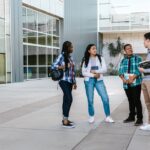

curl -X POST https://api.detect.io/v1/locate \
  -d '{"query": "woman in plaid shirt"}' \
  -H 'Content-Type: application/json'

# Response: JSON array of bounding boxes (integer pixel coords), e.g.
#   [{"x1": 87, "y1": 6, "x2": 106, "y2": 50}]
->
[
  {"x1": 119, "y1": 44, "x2": 143, "y2": 126},
  {"x1": 51, "y1": 41, "x2": 77, "y2": 128}
]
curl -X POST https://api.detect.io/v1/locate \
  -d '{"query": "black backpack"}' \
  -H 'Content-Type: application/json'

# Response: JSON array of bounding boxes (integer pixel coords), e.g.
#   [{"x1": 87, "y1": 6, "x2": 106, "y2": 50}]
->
[{"x1": 51, "y1": 69, "x2": 64, "y2": 81}]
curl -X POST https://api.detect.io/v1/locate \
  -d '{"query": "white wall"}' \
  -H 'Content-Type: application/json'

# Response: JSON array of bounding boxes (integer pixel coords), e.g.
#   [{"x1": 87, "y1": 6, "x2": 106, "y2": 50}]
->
[
  {"x1": 102, "y1": 32, "x2": 148, "y2": 68},
  {"x1": 22, "y1": 0, "x2": 64, "y2": 18}
]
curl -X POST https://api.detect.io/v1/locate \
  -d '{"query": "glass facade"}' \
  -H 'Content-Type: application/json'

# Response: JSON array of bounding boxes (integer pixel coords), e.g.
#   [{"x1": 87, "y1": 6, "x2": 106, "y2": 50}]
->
[
  {"x1": 22, "y1": 7, "x2": 60, "y2": 80},
  {"x1": 0, "y1": 0, "x2": 11, "y2": 84},
  {"x1": 99, "y1": 0, "x2": 150, "y2": 32}
]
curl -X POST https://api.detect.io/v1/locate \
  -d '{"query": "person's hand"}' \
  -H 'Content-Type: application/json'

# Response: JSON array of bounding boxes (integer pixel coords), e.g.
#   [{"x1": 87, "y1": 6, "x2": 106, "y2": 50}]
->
[
  {"x1": 90, "y1": 70, "x2": 96, "y2": 74},
  {"x1": 122, "y1": 78, "x2": 128, "y2": 84},
  {"x1": 73, "y1": 84, "x2": 77, "y2": 90},
  {"x1": 94, "y1": 73, "x2": 100, "y2": 79},
  {"x1": 58, "y1": 65, "x2": 65, "y2": 70},
  {"x1": 139, "y1": 67, "x2": 145, "y2": 73}
]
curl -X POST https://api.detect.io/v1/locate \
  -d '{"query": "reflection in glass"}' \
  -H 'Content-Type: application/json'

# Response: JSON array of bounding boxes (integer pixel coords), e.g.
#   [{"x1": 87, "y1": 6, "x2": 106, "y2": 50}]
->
[
  {"x1": 27, "y1": 67, "x2": 37, "y2": 79},
  {"x1": 47, "y1": 16, "x2": 53, "y2": 34},
  {"x1": 47, "y1": 35, "x2": 52, "y2": 46},
  {"x1": 53, "y1": 19, "x2": 59, "y2": 35},
  {"x1": 53, "y1": 49, "x2": 59, "y2": 61},
  {"x1": 23, "y1": 30, "x2": 28, "y2": 43},
  {"x1": 23, "y1": 45, "x2": 27, "y2": 65},
  {"x1": 39, "y1": 67, "x2": 47, "y2": 78},
  {"x1": 38, "y1": 33, "x2": 46, "y2": 45},
  {"x1": 27, "y1": 9, "x2": 37, "y2": 30},
  {"x1": 28, "y1": 31, "x2": 37, "y2": 44},
  {"x1": 47, "y1": 48, "x2": 52, "y2": 65},
  {"x1": 38, "y1": 13, "x2": 47, "y2": 32},
  {"x1": 53, "y1": 36, "x2": 59, "y2": 47},
  {"x1": 38, "y1": 47, "x2": 46, "y2": 65},
  {"x1": 28, "y1": 46, "x2": 37, "y2": 65}
]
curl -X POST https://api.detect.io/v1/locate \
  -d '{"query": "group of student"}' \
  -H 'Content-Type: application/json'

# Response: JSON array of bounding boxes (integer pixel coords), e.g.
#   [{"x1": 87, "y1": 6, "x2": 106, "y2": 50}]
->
[{"x1": 51, "y1": 32, "x2": 150, "y2": 131}]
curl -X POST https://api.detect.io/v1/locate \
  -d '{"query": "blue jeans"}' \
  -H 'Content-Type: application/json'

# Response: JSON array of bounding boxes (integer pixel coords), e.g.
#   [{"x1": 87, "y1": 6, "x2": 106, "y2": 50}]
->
[{"x1": 84, "y1": 78, "x2": 110, "y2": 117}]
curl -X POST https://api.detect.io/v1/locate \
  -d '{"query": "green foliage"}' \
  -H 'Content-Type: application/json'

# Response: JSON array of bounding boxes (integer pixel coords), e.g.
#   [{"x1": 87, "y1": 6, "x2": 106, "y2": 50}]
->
[{"x1": 108, "y1": 37, "x2": 124, "y2": 57}]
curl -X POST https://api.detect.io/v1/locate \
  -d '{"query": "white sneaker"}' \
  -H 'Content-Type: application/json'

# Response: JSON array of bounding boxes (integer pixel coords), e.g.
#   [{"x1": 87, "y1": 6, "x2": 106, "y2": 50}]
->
[
  {"x1": 105, "y1": 116, "x2": 115, "y2": 123},
  {"x1": 88, "y1": 116, "x2": 95, "y2": 123},
  {"x1": 140, "y1": 124, "x2": 150, "y2": 131}
]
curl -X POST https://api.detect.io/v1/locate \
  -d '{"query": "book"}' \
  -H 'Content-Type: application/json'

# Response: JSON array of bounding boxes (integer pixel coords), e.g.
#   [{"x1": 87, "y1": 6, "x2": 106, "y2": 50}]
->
[{"x1": 139, "y1": 60, "x2": 150, "y2": 69}]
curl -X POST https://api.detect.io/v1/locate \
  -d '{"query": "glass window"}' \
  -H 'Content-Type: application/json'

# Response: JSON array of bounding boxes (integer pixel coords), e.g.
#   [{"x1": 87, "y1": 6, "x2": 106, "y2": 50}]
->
[
  {"x1": 23, "y1": 45, "x2": 27, "y2": 65},
  {"x1": 53, "y1": 49, "x2": 59, "y2": 62},
  {"x1": 0, "y1": 53, "x2": 6, "y2": 83},
  {"x1": 47, "y1": 16, "x2": 53, "y2": 34},
  {"x1": 28, "y1": 67, "x2": 37, "y2": 79},
  {"x1": 47, "y1": 48, "x2": 52, "y2": 65},
  {"x1": 47, "y1": 35, "x2": 52, "y2": 46},
  {"x1": 39, "y1": 67, "x2": 47, "y2": 78},
  {"x1": 38, "y1": 33, "x2": 46, "y2": 45},
  {"x1": 38, "y1": 13, "x2": 47, "y2": 33},
  {"x1": 28, "y1": 31, "x2": 37, "y2": 44},
  {"x1": 53, "y1": 36, "x2": 59, "y2": 47},
  {"x1": 22, "y1": 7, "x2": 27, "y2": 29},
  {"x1": 24, "y1": 67, "x2": 27, "y2": 80},
  {"x1": 53, "y1": 19, "x2": 59, "y2": 36},
  {"x1": 38, "y1": 47, "x2": 46, "y2": 65},
  {"x1": 27, "y1": 9, "x2": 37, "y2": 31},
  {"x1": 23, "y1": 30, "x2": 28, "y2": 43},
  {"x1": 0, "y1": 19, "x2": 5, "y2": 53},
  {"x1": 28, "y1": 46, "x2": 37, "y2": 65}
]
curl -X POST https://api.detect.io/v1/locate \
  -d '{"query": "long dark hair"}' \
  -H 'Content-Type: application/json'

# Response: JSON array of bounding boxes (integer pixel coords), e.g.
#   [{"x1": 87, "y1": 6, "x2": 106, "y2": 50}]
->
[
  {"x1": 61, "y1": 41, "x2": 72, "y2": 71},
  {"x1": 81, "y1": 44, "x2": 101, "y2": 67}
]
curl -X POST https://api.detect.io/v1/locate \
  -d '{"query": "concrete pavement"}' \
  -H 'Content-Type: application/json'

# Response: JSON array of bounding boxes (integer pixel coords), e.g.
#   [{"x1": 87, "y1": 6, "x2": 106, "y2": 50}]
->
[{"x1": 0, "y1": 77, "x2": 149, "y2": 150}]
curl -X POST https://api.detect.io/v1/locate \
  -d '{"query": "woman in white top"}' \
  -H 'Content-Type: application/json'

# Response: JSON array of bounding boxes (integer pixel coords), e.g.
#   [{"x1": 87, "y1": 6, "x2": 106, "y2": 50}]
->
[{"x1": 81, "y1": 44, "x2": 114, "y2": 123}]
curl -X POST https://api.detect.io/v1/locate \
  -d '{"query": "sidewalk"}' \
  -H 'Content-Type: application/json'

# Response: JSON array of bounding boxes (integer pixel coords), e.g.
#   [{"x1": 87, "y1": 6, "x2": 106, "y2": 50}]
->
[{"x1": 0, "y1": 77, "x2": 149, "y2": 150}]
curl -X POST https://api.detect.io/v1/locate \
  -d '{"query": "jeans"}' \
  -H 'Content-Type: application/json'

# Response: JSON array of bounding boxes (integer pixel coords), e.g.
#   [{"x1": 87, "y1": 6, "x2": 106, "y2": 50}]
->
[
  {"x1": 59, "y1": 80, "x2": 73, "y2": 118},
  {"x1": 125, "y1": 84, "x2": 143, "y2": 120},
  {"x1": 84, "y1": 78, "x2": 110, "y2": 117}
]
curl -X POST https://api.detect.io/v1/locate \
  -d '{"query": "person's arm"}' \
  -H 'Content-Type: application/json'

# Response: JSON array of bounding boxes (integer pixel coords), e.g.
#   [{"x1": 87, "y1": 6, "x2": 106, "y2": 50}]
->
[
  {"x1": 82, "y1": 62, "x2": 95, "y2": 77},
  {"x1": 51, "y1": 54, "x2": 64, "y2": 70}
]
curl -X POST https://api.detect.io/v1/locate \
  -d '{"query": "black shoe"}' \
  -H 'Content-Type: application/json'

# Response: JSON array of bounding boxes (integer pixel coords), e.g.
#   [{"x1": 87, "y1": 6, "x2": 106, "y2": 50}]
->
[
  {"x1": 134, "y1": 119, "x2": 143, "y2": 126},
  {"x1": 62, "y1": 120, "x2": 75, "y2": 129},
  {"x1": 123, "y1": 117, "x2": 135, "y2": 123},
  {"x1": 62, "y1": 120, "x2": 75, "y2": 125}
]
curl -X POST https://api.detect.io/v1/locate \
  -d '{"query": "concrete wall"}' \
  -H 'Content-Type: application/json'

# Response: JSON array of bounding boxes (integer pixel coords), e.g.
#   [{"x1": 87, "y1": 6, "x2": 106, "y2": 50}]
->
[
  {"x1": 22, "y1": 0, "x2": 64, "y2": 18},
  {"x1": 64, "y1": 0, "x2": 98, "y2": 68}
]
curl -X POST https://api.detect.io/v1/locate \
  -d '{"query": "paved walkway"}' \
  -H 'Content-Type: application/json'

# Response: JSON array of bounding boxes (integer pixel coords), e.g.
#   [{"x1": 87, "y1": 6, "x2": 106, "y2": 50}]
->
[{"x1": 0, "y1": 77, "x2": 149, "y2": 150}]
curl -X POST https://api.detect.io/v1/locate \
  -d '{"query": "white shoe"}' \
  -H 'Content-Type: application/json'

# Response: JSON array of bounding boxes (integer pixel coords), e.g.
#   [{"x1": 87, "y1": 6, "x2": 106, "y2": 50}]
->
[
  {"x1": 88, "y1": 116, "x2": 95, "y2": 123},
  {"x1": 140, "y1": 124, "x2": 150, "y2": 131},
  {"x1": 105, "y1": 116, "x2": 115, "y2": 123}
]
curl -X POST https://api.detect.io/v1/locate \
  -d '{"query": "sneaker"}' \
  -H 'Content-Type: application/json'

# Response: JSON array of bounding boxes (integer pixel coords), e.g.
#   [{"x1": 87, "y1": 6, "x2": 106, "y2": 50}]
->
[
  {"x1": 88, "y1": 116, "x2": 95, "y2": 123},
  {"x1": 134, "y1": 119, "x2": 143, "y2": 126},
  {"x1": 140, "y1": 124, "x2": 150, "y2": 131},
  {"x1": 62, "y1": 121, "x2": 75, "y2": 129},
  {"x1": 123, "y1": 117, "x2": 135, "y2": 123},
  {"x1": 105, "y1": 116, "x2": 115, "y2": 123},
  {"x1": 62, "y1": 120, "x2": 75, "y2": 125}
]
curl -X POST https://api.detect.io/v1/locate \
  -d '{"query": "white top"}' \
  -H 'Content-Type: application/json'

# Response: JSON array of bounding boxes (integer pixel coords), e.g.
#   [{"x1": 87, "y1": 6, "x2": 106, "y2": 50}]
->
[{"x1": 82, "y1": 56, "x2": 107, "y2": 81}]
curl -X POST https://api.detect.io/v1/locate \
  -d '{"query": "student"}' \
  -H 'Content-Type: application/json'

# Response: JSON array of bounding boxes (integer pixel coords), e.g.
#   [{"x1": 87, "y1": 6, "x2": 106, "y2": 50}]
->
[
  {"x1": 139, "y1": 32, "x2": 150, "y2": 131},
  {"x1": 81, "y1": 44, "x2": 114, "y2": 123},
  {"x1": 51, "y1": 41, "x2": 77, "y2": 128},
  {"x1": 119, "y1": 44, "x2": 143, "y2": 126}
]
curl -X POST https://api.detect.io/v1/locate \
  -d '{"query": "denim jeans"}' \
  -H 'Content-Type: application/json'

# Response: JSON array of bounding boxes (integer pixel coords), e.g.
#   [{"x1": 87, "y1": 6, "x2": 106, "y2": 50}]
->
[
  {"x1": 84, "y1": 78, "x2": 110, "y2": 117},
  {"x1": 59, "y1": 80, "x2": 73, "y2": 118}
]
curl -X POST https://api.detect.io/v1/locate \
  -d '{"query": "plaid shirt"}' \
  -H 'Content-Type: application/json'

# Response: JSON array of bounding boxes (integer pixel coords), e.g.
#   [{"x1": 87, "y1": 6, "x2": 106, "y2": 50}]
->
[
  {"x1": 51, "y1": 53, "x2": 76, "y2": 84},
  {"x1": 118, "y1": 55, "x2": 142, "y2": 89}
]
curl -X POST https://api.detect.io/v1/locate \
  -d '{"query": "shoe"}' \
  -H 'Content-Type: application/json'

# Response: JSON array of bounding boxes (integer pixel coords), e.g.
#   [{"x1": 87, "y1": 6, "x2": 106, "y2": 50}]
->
[
  {"x1": 62, "y1": 120, "x2": 75, "y2": 125},
  {"x1": 88, "y1": 116, "x2": 94, "y2": 123},
  {"x1": 105, "y1": 116, "x2": 115, "y2": 123},
  {"x1": 123, "y1": 117, "x2": 135, "y2": 123},
  {"x1": 62, "y1": 120, "x2": 75, "y2": 129},
  {"x1": 134, "y1": 119, "x2": 143, "y2": 126},
  {"x1": 140, "y1": 124, "x2": 150, "y2": 131}
]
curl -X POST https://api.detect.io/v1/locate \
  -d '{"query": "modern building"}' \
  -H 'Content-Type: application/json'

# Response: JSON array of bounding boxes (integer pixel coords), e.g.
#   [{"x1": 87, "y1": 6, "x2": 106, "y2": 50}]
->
[
  {"x1": 64, "y1": 0, "x2": 150, "y2": 70},
  {"x1": 0, "y1": 0, "x2": 64, "y2": 84}
]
